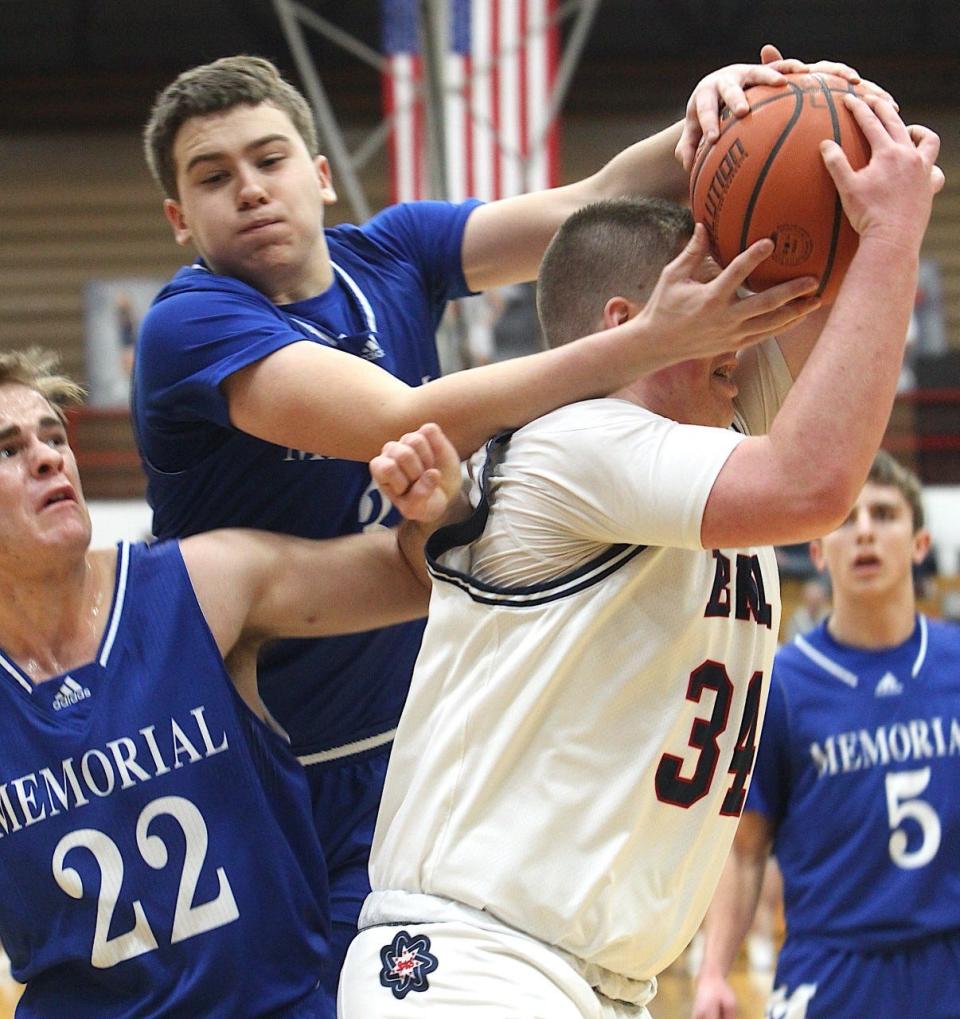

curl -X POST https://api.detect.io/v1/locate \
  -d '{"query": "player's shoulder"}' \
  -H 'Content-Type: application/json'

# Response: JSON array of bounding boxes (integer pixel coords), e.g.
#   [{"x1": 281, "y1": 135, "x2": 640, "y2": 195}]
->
[
  {"x1": 156, "y1": 263, "x2": 262, "y2": 300},
  {"x1": 924, "y1": 614, "x2": 960, "y2": 642},
  {"x1": 517, "y1": 397, "x2": 660, "y2": 438},
  {"x1": 337, "y1": 199, "x2": 481, "y2": 247},
  {"x1": 772, "y1": 626, "x2": 831, "y2": 682},
  {"x1": 503, "y1": 400, "x2": 680, "y2": 487},
  {"x1": 143, "y1": 265, "x2": 273, "y2": 331},
  {"x1": 924, "y1": 614, "x2": 960, "y2": 657}
]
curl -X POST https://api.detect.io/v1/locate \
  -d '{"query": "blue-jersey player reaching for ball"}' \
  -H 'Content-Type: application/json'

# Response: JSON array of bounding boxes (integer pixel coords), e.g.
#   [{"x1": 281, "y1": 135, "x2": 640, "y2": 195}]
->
[
  {"x1": 0, "y1": 348, "x2": 462, "y2": 1018},
  {"x1": 693, "y1": 451, "x2": 960, "y2": 1019}
]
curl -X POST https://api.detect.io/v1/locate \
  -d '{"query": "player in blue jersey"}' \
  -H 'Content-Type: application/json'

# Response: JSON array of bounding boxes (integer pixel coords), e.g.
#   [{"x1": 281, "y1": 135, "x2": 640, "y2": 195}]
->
[
  {"x1": 134, "y1": 47, "x2": 884, "y2": 1007},
  {"x1": 0, "y1": 348, "x2": 462, "y2": 1018},
  {"x1": 692, "y1": 450, "x2": 960, "y2": 1019}
]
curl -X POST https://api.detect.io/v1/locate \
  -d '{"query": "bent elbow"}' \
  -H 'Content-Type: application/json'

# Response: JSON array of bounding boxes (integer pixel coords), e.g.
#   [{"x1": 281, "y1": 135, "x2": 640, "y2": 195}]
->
[{"x1": 791, "y1": 470, "x2": 862, "y2": 539}]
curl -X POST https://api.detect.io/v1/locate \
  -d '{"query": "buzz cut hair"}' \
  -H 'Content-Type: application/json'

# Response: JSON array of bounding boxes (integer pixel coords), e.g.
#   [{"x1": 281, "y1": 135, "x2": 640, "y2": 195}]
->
[
  {"x1": 143, "y1": 55, "x2": 319, "y2": 199},
  {"x1": 536, "y1": 197, "x2": 694, "y2": 349},
  {"x1": 0, "y1": 348, "x2": 84, "y2": 424},
  {"x1": 868, "y1": 449, "x2": 925, "y2": 532}
]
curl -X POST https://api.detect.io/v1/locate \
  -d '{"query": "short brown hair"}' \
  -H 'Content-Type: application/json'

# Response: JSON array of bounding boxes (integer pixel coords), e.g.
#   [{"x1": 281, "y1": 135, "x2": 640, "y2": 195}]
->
[
  {"x1": 869, "y1": 449, "x2": 925, "y2": 531},
  {"x1": 143, "y1": 55, "x2": 318, "y2": 198},
  {"x1": 536, "y1": 197, "x2": 693, "y2": 348},
  {"x1": 0, "y1": 348, "x2": 84, "y2": 424}
]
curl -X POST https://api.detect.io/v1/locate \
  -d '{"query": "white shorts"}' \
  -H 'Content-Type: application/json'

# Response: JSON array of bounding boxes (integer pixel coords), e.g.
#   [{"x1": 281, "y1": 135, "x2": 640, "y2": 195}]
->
[{"x1": 338, "y1": 921, "x2": 651, "y2": 1019}]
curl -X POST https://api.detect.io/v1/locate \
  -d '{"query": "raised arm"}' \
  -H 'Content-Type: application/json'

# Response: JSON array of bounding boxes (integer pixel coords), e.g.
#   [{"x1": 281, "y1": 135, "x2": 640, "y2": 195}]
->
[
  {"x1": 226, "y1": 228, "x2": 820, "y2": 461},
  {"x1": 701, "y1": 96, "x2": 943, "y2": 549},
  {"x1": 464, "y1": 48, "x2": 869, "y2": 291},
  {"x1": 180, "y1": 424, "x2": 463, "y2": 709},
  {"x1": 692, "y1": 812, "x2": 774, "y2": 1019}
]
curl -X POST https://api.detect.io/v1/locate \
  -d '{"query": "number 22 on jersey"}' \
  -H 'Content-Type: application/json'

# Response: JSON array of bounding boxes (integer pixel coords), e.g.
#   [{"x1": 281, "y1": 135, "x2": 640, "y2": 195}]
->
[{"x1": 52, "y1": 794, "x2": 239, "y2": 969}]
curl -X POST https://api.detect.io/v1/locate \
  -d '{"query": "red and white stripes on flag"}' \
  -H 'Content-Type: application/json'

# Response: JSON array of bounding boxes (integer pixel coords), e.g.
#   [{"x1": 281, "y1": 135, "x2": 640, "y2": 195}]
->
[{"x1": 381, "y1": 0, "x2": 560, "y2": 203}]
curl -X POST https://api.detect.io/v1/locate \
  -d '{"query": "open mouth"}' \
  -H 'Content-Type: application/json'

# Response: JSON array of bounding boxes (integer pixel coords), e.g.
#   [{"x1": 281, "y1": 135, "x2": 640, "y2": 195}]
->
[
  {"x1": 852, "y1": 554, "x2": 881, "y2": 571},
  {"x1": 42, "y1": 490, "x2": 75, "y2": 509}
]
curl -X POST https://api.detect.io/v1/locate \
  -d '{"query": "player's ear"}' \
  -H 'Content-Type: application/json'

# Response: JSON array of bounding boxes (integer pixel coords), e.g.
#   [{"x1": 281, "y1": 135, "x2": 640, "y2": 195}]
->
[
  {"x1": 603, "y1": 296, "x2": 638, "y2": 329},
  {"x1": 808, "y1": 538, "x2": 826, "y2": 573},
  {"x1": 163, "y1": 199, "x2": 192, "y2": 247},
  {"x1": 911, "y1": 527, "x2": 932, "y2": 567},
  {"x1": 313, "y1": 155, "x2": 338, "y2": 204}
]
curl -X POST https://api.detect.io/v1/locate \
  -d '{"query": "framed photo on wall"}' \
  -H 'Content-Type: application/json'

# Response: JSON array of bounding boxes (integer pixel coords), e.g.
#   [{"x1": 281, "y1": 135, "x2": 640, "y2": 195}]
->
[{"x1": 83, "y1": 277, "x2": 164, "y2": 407}]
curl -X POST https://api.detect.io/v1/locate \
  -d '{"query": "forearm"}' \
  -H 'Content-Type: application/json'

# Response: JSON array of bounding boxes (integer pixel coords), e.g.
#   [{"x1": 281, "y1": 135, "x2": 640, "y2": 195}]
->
[
  {"x1": 462, "y1": 121, "x2": 687, "y2": 290},
  {"x1": 397, "y1": 486, "x2": 472, "y2": 586},
  {"x1": 765, "y1": 236, "x2": 917, "y2": 520},
  {"x1": 239, "y1": 318, "x2": 691, "y2": 462},
  {"x1": 704, "y1": 235, "x2": 917, "y2": 548},
  {"x1": 406, "y1": 324, "x2": 676, "y2": 457},
  {"x1": 576, "y1": 120, "x2": 687, "y2": 205},
  {"x1": 698, "y1": 851, "x2": 768, "y2": 982}
]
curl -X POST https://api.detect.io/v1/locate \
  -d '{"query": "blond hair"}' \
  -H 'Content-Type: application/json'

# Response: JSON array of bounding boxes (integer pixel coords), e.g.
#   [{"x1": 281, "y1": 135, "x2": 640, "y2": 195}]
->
[{"x1": 0, "y1": 348, "x2": 84, "y2": 423}]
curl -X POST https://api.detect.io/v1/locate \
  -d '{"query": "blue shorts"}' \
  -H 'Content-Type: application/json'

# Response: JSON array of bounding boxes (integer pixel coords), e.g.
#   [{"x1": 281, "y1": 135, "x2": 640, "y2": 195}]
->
[
  {"x1": 769, "y1": 932, "x2": 960, "y2": 1018},
  {"x1": 301, "y1": 739, "x2": 393, "y2": 1016}
]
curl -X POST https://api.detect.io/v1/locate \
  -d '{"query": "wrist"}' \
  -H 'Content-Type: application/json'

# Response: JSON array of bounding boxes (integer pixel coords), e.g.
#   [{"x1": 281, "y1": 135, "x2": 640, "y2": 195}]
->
[{"x1": 854, "y1": 230, "x2": 924, "y2": 266}]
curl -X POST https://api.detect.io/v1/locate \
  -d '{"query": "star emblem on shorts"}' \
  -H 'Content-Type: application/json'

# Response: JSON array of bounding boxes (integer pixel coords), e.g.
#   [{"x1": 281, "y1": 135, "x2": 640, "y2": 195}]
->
[{"x1": 379, "y1": 929, "x2": 438, "y2": 999}]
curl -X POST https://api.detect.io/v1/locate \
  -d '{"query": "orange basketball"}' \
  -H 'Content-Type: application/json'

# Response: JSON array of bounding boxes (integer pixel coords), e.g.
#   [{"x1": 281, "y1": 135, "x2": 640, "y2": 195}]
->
[{"x1": 689, "y1": 73, "x2": 870, "y2": 304}]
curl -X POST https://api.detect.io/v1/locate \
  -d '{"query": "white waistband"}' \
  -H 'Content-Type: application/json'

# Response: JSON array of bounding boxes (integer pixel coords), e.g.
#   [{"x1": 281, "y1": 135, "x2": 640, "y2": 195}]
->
[
  {"x1": 360, "y1": 889, "x2": 657, "y2": 1007},
  {"x1": 297, "y1": 727, "x2": 396, "y2": 766}
]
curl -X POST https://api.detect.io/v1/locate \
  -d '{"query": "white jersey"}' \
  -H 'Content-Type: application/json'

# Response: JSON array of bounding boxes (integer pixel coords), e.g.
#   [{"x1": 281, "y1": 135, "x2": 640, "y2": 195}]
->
[{"x1": 364, "y1": 340, "x2": 790, "y2": 1003}]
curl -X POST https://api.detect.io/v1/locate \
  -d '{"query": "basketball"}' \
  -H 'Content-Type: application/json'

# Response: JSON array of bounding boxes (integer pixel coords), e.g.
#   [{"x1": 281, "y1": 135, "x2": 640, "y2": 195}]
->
[{"x1": 689, "y1": 73, "x2": 870, "y2": 303}]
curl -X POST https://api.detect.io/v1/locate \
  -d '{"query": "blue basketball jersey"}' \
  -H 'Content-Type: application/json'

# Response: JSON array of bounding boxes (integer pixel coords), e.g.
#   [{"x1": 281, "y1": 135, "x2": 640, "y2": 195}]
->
[
  {"x1": 748, "y1": 615, "x2": 960, "y2": 950},
  {"x1": 0, "y1": 541, "x2": 328, "y2": 1018},
  {"x1": 132, "y1": 200, "x2": 479, "y2": 755}
]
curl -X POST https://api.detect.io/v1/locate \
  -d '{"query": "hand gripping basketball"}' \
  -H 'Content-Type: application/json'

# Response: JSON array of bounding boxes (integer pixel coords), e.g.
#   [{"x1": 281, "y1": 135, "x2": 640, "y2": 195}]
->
[{"x1": 690, "y1": 73, "x2": 872, "y2": 303}]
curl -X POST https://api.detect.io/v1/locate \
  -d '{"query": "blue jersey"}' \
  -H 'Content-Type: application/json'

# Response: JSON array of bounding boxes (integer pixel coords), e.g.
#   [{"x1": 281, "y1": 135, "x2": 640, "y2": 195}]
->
[
  {"x1": 0, "y1": 541, "x2": 328, "y2": 1018},
  {"x1": 748, "y1": 615, "x2": 960, "y2": 951},
  {"x1": 132, "y1": 200, "x2": 479, "y2": 754}
]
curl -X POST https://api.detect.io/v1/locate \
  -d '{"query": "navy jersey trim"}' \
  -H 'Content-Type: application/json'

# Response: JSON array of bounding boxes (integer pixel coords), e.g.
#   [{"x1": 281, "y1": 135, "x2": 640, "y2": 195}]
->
[{"x1": 426, "y1": 431, "x2": 648, "y2": 608}]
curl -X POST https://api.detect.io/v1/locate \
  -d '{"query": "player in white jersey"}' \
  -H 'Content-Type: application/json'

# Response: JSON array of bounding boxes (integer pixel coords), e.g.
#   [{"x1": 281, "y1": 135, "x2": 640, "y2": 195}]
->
[
  {"x1": 338, "y1": 95, "x2": 943, "y2": 1018},
  {"x1": 691, "y1": 451, "x2": 960, "y2": 1019}
]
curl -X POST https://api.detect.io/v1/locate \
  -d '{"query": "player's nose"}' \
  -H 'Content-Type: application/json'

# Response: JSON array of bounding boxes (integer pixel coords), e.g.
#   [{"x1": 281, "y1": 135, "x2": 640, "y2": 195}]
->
[{"x1": 236, "y1": 169, "x2": 269, "y2": 208}]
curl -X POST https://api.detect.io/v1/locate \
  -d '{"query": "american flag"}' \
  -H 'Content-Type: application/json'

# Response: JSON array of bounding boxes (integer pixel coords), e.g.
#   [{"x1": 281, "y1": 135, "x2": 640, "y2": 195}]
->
[{"x1": 380, "y1": 0, "x2": 560, "y2": 203}]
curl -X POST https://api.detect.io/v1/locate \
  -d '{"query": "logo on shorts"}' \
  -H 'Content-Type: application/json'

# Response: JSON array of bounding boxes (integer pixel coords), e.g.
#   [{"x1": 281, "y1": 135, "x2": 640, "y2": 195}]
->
[{"x1": 379, "y1": 929, "x2": 438, "y2": 999}]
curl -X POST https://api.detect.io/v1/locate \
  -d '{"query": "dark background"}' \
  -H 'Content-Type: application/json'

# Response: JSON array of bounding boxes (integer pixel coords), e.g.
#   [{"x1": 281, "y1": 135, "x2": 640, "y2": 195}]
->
[{"x1": 2, "y1": 0, "x2": 958, "y2": 131}]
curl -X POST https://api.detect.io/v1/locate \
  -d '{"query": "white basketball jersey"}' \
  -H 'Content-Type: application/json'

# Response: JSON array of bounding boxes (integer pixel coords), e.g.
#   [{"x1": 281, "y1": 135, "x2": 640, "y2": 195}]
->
[{"x1": 366, "y1": 341, "x2": 789, "y2": 1001}]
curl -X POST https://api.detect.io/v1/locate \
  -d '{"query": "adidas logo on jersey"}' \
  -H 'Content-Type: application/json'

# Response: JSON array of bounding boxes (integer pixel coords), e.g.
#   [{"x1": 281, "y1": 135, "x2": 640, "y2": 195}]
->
[
  {"x1": 51, "y1": 675, "x2": 92, "y2": 711},
  {"x1": 874, "y1": 671, "x2": 904, "y2": 697}
]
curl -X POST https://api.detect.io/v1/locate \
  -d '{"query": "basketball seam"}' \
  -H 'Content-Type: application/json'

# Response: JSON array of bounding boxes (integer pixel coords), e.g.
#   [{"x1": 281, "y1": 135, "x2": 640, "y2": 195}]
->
[
  {"x1": 814, "y1": 73, "x2": 846, "y2": 299},
  {"x1": 689, "y1": 90, "x2": 803, "y2": 200},
  {"x1": 738, "y1": 85, "x2": 805, "y2": 254}
]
